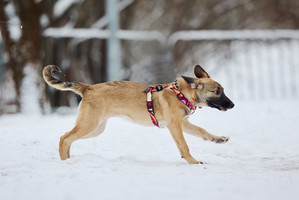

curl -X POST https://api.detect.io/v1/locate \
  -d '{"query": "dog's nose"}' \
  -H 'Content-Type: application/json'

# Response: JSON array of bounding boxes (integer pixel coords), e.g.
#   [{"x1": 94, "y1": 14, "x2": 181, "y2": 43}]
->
[{"x1": 229, "y1": 102, "x2": 235, "y2": 109}]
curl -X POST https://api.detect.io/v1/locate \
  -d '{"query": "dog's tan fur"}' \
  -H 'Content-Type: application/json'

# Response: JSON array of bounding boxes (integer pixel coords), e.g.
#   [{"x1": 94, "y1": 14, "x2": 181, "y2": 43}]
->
[{"x1": 43, "y1": 65, "x2": 234, "y2": 164}]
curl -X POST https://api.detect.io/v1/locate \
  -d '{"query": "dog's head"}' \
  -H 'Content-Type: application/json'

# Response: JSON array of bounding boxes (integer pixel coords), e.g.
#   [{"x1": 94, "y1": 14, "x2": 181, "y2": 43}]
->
[{"x1": 182, "y1": 65, "x2": 234, "y2": 111}]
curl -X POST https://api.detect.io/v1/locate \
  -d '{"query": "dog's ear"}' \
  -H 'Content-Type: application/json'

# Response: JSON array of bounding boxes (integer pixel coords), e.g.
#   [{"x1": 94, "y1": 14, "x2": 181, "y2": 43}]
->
[
  {"x1": 182, "y1": 76, "x2": 203, "y2": 89},
  {"x1": 194, "y1": 65, "x2": 210, "y2": 78}
]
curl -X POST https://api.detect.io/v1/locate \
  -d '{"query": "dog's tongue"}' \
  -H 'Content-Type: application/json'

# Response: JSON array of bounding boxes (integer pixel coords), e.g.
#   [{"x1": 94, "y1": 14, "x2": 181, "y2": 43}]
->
[{"x1": 220, "y1": 107, "x2": 227, "y2": 111}]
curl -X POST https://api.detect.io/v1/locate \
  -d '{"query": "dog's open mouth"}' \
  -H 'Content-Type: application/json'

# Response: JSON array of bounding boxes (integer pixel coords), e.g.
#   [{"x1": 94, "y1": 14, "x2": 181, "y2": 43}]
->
[
  {"x1": 207, "y1": 101, "x2": 228, "y2": 111},
  {"x1": 213, "y1": 104, "x2": 228, "y2": 111}
]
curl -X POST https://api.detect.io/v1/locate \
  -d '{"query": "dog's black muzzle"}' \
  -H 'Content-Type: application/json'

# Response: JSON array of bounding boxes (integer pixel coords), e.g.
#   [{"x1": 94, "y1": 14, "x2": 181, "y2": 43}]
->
[{"x1": 207, "y1": 95, "x2": 234, "y2": 111}]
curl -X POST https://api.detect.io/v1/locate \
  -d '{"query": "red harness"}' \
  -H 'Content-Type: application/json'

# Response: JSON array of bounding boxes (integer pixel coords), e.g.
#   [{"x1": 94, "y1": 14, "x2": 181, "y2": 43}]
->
[{"x1": 145, "y1": 81, "x2": 196, "y2": 127}]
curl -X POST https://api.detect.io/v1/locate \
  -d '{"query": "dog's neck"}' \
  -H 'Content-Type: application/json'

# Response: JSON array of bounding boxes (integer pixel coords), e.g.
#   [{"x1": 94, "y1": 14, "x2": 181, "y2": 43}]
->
[
  {"x1": 175, "y1": 78, "x2": 199, "y2": 105},
  {"x1": 146, "y1": 79, "x2": 197, "y2": 127}
]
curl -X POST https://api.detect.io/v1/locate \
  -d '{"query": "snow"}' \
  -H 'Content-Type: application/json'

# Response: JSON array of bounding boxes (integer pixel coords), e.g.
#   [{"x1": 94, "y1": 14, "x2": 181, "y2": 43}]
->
[
  {"x1": 20, "y1": 64, "x2": 42, "y2": 114},
  {"x1": 43, "y1": 27, "x2": 110, "y2": 39},
  {"x1": 1, "y1": 100, "x2": 299, "y2": 200},
  {"x1": 53, "y1": 0, "x2": 83, "y2": 18},
  {"x1": 4, "y1": 1, "x2": 21, "y2": 40}
]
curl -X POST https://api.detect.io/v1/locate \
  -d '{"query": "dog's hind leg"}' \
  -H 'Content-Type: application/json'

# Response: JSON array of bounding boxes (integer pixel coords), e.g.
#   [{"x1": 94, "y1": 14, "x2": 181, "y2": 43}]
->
[
  {"x1": 59, "y1": 104, "x2": 106, "y2": 160},
  {"x1": 82, "y1": 118, "x2": 108, "y2": 139},
  {"x1": 59, "y1": 122, "x2": 101, "y2": 160},
  {"x1": 59, "y1": 127, "x2": 81, "y2": 160},
  {"x1": 183, "y1": 119, "x2": 229, "y2": 143}
]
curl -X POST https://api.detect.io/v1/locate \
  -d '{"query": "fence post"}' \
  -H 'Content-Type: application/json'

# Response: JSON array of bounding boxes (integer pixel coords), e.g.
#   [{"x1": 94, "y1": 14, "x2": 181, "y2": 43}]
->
[
  {"x1": 106, "y1": 0, "x2": 122, "y2": 81},
  {"x1": 0, "y1": 41, "x2": 5, "y2": 83}
]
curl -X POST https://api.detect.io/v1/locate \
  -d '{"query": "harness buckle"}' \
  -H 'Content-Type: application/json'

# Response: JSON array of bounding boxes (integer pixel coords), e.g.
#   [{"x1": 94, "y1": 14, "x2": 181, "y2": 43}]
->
[{"x1": 156, "y1": 85, "x2": 164, "y2": 92}]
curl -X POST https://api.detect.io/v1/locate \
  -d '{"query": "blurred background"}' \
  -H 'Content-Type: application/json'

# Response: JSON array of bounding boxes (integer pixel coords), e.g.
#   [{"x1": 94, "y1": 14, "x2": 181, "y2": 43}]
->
[{"x1": 0, "y1": 0, "x2": 298, "y2": 115}]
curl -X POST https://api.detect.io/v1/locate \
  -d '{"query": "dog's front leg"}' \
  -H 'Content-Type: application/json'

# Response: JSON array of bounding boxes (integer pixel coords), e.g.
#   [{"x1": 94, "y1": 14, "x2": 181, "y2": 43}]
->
[
  {"x1": 183, "y1": 119, "x2": 229, "y2": 143},
  {"x1": 167, "y1": 119, "x2": 203, "y2": 164}
]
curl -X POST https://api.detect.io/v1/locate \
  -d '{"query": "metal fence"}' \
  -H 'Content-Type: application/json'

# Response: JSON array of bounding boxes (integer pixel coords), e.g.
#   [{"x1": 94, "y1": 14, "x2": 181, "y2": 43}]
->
[
  {"x1": 168, "y1": 30, "x2": 299, "y2": 101},
  {"x1": 205, "y1": 39, "x2": 299, "y2": 101},
  {"x1": 43, "y1": 29, "x2": 299, "y2": 101}
]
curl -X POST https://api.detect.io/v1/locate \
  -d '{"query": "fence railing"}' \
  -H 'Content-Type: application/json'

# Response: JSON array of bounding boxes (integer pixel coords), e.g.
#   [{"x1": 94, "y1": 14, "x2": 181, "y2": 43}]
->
[
  {"x1": 190, "y1": 39, "x2": 299, "y2": 101},
  {"x1": 43, "y1": 29, "x2": 299, "y2": 101},
  {"x1": 168, "y1": 30, "x2": 299, "y2": 101}
]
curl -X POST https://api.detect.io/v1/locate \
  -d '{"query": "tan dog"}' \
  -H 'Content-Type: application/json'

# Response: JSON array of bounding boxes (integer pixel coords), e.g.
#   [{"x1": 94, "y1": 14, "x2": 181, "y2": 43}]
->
[{"x1": 43, "y1": 65, "x2": 234, "y2": 164}]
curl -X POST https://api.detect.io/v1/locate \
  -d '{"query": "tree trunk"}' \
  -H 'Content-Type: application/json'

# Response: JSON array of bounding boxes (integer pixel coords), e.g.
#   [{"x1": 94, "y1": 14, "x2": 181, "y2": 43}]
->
[
  {"x1": 0, "y1": 0, "x2": 44, "y2": 113},
  {"x1": 0, "y1": 0, "x2": 23, "y2": 112}
]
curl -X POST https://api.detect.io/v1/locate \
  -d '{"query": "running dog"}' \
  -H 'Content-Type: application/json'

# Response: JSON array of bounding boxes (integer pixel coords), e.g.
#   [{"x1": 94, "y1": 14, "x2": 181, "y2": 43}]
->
[{"x1": 43, "y1": 65, "x2": 234, "y2": 164}]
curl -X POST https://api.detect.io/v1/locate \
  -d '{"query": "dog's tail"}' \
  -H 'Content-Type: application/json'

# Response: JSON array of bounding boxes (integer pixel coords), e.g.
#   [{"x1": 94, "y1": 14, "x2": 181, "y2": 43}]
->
[{"x1": 42, "y1": 65, "x2": 86, "y2": 97}]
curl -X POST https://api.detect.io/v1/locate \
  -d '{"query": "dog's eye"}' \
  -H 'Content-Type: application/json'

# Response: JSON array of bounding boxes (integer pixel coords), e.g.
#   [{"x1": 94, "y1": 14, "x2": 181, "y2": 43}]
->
[{"x1": 213, "y1": 89, "x2": 220, "y2": 95}]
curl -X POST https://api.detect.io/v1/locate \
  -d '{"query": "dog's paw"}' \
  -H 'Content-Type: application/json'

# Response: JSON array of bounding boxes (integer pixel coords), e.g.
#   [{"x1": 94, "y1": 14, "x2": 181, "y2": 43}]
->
[
  {"x1": 189, "y1": 160, "x2": 207, "y2": 165},
  {"x1": 185, "y1": 157, "x2": 207, "y2": 165},
  {"x1": 212, "y1": 136, "x2": 229, "y2": 144}
]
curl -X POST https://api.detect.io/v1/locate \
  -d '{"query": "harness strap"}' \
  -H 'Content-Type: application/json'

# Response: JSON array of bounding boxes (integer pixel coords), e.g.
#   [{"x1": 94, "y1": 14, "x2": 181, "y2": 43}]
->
[
  {"x1": 146, "y1": 89, "x2": 159, "y2": 127},
  {"x1": 146, "y1": 82, "x2": 196, "y2": 127},
  {"x1": 171, "y1": 82, "x2": 196, "y2": 112},
  {"x1": 146, "y1": 85, "x2": 170, "y2": 127}
]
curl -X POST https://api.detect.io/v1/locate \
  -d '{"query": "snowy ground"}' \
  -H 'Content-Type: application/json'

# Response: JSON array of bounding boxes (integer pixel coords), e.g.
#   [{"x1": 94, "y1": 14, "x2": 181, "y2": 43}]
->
[{"x1": 0, "y1": 100, "x2": 299, "y2": 200}]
